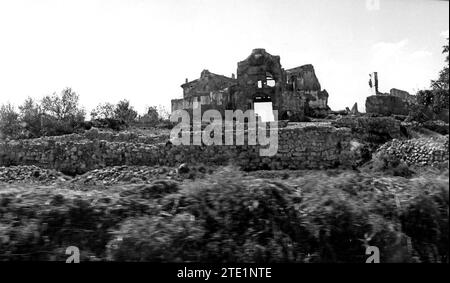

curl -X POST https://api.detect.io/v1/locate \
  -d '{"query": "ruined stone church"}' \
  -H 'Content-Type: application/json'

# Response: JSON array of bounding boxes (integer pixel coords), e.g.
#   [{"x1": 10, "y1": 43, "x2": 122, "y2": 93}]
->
[{"x1": 171, "y1": 48, "x2": 330, "y2": 121}]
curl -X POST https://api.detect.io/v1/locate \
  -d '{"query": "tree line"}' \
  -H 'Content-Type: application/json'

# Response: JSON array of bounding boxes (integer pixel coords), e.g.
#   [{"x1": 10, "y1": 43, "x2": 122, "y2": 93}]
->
[{"x1": 0, "y1": 89, "x2": 170, "y2": 139}]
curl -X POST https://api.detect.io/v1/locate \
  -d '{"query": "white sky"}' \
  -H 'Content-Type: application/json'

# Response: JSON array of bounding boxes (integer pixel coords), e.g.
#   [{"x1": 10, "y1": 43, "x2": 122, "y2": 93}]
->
[{"x1": 0, "y1": 0, "x2": 448, "y2": 114}]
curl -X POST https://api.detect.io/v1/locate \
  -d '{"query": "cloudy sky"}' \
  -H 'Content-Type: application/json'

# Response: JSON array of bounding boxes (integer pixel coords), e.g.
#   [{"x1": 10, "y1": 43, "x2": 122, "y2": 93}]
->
[{"x1": 0, "y1": 0, "x2": 448, "y2": 114}]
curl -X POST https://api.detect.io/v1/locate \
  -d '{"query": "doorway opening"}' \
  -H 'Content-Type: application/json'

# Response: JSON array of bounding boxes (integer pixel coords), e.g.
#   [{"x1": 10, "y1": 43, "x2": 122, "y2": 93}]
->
[{"x1": 253, "y1": 95, "x2": 275, "y2": 122}]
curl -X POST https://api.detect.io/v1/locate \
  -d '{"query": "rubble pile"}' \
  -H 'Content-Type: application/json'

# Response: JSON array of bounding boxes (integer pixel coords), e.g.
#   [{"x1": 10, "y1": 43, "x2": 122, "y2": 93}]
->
[
  {"x1": 83, "y1": 128, "x2": 169, "y2": 144},
  {"x1": 22, "y1": 128, "x2": 169, "y2": 145},
  {"x1": 71, "y1": 164, "x2": 212, "y2": 186},
  {"x1": 375, "y1": 135, "x2": 449, "y2": 166},
  {"x1": 71, "y1": 165, "x2": 180, "y2": 185},
  {"x1": 0, "y1": 165, "x2": 69, "y2": 183}
]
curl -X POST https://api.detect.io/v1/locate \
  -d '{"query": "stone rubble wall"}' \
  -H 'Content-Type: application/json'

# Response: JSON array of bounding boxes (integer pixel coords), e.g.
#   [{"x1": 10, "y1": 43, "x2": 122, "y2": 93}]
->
[
  {"x1": 0, "y1": 165, "x2": 68, "y2": 183},
  {"x1": 81, "y1": 128, "x2": 169, "y2": 144},
  {"x1": 13, "y1": 128, "x2": 169, "y2": 145},
  {"x1": 0, "y1": 125, "x2": 359, "y2": 175},
  {"x1": 375, "y1": 136, "x2": 449, "y2": 166}
]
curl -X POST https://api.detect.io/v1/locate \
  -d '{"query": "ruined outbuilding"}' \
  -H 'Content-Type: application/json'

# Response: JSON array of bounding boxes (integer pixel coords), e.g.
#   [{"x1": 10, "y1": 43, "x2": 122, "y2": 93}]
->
[{"x1": 171, "y1": 48, "x2": 330, "y2": 121}]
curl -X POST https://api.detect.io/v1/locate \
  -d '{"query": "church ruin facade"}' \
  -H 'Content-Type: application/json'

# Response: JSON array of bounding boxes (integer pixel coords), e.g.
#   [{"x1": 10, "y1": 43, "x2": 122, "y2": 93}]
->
[{"x1": 171, "y1": 48, "x2": 330, "y2": 121}]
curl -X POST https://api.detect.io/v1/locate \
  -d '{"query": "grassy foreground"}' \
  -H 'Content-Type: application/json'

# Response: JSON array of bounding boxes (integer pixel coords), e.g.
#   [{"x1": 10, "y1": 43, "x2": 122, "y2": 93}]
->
[{"x1": 0, "y1": 167, "x2": 448, "y2": 263}]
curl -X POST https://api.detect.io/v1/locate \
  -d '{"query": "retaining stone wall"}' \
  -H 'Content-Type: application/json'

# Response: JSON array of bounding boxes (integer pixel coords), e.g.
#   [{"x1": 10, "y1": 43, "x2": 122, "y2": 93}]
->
[{"x1": 0, "y1": 125, "x2": 359, "y2": 174}]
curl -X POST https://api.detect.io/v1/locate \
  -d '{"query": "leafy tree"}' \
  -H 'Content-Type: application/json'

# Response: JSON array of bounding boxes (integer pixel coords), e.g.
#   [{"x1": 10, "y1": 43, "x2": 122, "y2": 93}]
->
[
  {"x1": 407, "y1": 104, "x2": 431, "y2": 123},
  {"x1": 138, "y1": 106, "x2": 159, "y2": 125},
  {"x1": 18, "y1": 97, "x2": 43, "y2": 138},
  {"x1": 114, "y1": 100, "x2": 137, "y2": 125},
  {"x1": 146, "y1": 106, "x2": 159, "y2": 121},
  {"x1": 90, "y1": 102, "x2": 116, "y2": 120},
  {"x1": 431, "y1": 89, "x2": 449, "y2": 113},
  {"x1": 136, "y1": 105, "x2": 171, "y2": 127},
  {"x1": 40, "y1": 88, "x2": 86, "y2": 136},
  {"x1": 41, "y1": 88, "x2": 85, "y2": 121},
  {"x1": 156, "y1": 105, "x2": 170, "y2": 121},
  {"x1": 431, "y1": 38, "x2": 449, "y2": 91},
  {"x1": 0, "y1": 103, "x2": 21, "y2": 139},
  {"x1": 415, "y1": 39, "x2": 449, "y2": 119},
  {"x1": 417, "y1": 88, "x2": 449, "y2": 115},
  {"x1": 417, "y1": 90, "x2": 434, "y2": 106}
]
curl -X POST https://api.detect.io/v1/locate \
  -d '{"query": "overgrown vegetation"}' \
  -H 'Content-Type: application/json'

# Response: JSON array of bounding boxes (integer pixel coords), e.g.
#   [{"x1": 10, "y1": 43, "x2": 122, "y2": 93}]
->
[
  {"x1": 0, "y1": 167, "x2": 448, "y2": 263},
  {"x1": 0, "y1": 90, "x2": 171, "y2": 139},
  {"x1": 364, "y1": 152, "x2": 415, "y2": 178},
  {"x1": 411, "y1": 38, "x2": 449, "y2": 122},
  {"x1": 431, "y1": 38, "x2": 449, "y2": 92},
  {"x1": 0, "y1": 103, "x2": 21, "y2": 139},
  {"x1": 0, "y1": 88, "x2": 86, "y2": 139}
]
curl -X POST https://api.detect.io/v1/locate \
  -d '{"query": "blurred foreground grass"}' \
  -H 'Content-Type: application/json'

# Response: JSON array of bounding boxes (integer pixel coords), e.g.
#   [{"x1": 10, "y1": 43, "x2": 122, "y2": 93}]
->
[{"x1": 0, "y1": 166, "x2": 448, "y2": 263}]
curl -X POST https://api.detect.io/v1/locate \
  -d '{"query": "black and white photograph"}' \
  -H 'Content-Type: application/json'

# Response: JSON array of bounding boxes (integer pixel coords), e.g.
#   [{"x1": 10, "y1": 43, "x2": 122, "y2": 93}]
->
[{"x1": 0, "y1": 0, "x2": 448, "y2": 279}]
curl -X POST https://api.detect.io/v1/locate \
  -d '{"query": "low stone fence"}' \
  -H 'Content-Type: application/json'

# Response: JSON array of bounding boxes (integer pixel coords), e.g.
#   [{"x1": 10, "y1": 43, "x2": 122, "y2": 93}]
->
[{"x1": 0, "y1": 125, "x2": 360, "y2": 174}]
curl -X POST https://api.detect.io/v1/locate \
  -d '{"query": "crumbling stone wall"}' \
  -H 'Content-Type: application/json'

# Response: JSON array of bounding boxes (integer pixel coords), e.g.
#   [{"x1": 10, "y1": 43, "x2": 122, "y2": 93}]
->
[
  {"x1": 0, "y1": 125, "x2": 359, "y2": 175},
  {"x1": 171, "y1": 48, "x2": 331, "y2": 121},
  {"x1": 284, "y1": 64, "x2": 329, "y2": 117},
  {"x1": 331, "y1": 116, "x2": 404, "y2": 144},
  {"x1": 172, "y1": 70, "x2": 236, "y2": 113},
  {"x1": 390, "y1": 88, "x2": 417, "y2": 104},
  {"x1": 365, "y1": 95, "x2": 410, "y2": 116},
  {"x1": 285, "y1": 64, "x2": 321, "y2": 91},
  {"x1": 181, "y1": 69, "x2": 236, "y2": 99}
]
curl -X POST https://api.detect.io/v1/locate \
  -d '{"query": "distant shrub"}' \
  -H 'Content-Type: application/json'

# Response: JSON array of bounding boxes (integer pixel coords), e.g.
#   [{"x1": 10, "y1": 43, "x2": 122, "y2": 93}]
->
[
  {"x1": 156, "y1": 119, "x2": 175, "y2": 129},
  {"x1": 90, "y1": 103, "x2": 116, "y2": 120},
  {"x1": 114, "y1": 100, "x2": 137, "y2": 126},
  {"x1": 90, "y1": 118, "x2": 127, "y2": 131},
  {"x1": 138, "y1": 106, "x2": 159, "y2": 126},
  {"x1": 407, "y1": 104, "x2": 433, "y2": 123},
  {"x1": 135, "y1": 105, "x2": 173, "y2": 129}
]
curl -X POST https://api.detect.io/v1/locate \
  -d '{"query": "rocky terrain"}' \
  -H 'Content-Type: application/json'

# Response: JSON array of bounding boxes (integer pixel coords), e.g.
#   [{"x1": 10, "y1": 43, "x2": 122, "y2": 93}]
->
[
  {"x1": 0, "y1": 165, "x2": 69, "y2": 184},
  {"x1": 0, "y1": 166, "x2": 448, "y2": 262},
  {"x1": 0, "y1": 117, "x2": 448, "y2": 263},
  {"x1": 376, "y1": 136, "x2": 449, "y2": 167}
]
